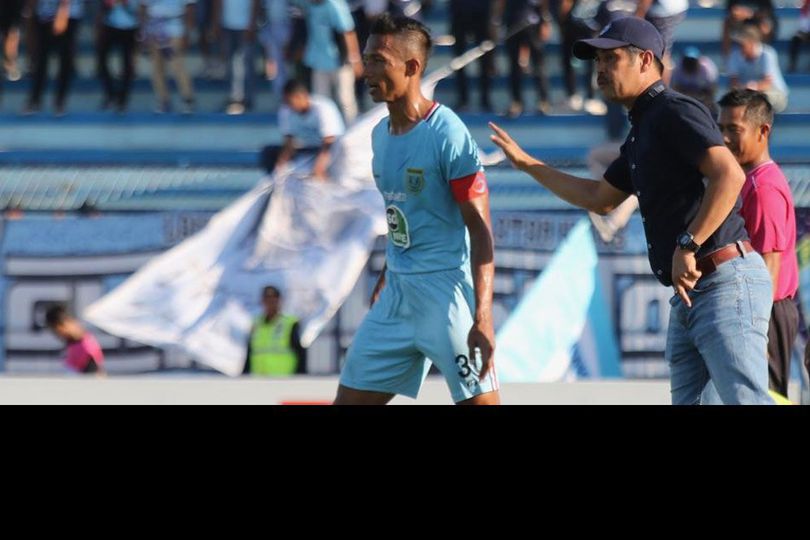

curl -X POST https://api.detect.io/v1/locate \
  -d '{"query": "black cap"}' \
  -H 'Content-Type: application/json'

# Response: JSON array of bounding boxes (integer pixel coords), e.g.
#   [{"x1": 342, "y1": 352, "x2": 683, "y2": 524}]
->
[{"x1": 573, "y1": 17, "x2": 665, "y2": 61}]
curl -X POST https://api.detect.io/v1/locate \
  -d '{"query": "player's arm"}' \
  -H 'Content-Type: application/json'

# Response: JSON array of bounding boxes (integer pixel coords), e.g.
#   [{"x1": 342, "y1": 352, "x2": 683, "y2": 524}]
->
[
  {"x1": 454, "y1": 174, "x2": 496, "y2": 380},
  {"x1": 489, "y1": 122, "x2": 629, "y2": 214}
]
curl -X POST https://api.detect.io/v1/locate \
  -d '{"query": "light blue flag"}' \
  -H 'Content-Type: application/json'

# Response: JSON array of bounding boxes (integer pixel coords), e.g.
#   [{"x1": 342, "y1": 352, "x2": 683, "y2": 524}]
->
[{"x1": 496, "y1": 218, "x2": 621, "y2": 382}]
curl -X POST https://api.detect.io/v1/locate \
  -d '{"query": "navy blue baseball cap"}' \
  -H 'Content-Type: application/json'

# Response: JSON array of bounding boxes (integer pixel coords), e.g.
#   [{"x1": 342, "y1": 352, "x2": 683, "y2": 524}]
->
[{"x1": 573, "y1": 17, "x2": 665, "y2": 61}]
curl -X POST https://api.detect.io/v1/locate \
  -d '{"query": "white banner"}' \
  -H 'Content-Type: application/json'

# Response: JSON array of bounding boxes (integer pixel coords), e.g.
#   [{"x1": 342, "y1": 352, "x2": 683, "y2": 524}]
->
[{"x1": 84, "y1": 107, "x2": 392, "y2": 376}]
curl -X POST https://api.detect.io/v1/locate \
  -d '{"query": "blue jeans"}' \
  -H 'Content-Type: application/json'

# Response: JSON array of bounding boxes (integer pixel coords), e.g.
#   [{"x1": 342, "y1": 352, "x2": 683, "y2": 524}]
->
[
  {"x1": 666, "y1": 250, "x2": 774, "y2": 405},
  {"x1": 225, "y1": 29, "x2": 257, "y2": 105}
]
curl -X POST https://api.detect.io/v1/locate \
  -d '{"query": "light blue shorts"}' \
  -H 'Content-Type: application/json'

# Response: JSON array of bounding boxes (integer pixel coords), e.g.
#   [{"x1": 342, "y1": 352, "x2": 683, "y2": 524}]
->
[{"x1": 340, "y1": 267, "x2": 499, "y2": 403}]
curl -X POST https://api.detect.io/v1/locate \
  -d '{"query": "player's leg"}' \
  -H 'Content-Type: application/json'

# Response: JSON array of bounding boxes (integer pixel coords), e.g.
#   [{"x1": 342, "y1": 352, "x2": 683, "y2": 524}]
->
[
  {"x1": 333, "y1": 385, "x2": 395, "y2": 405},
  {"x1": 412, "y1": 269, "x2": 500, "y2": 405},
  {"x1": 336, "y1": 272, "x2": 430, "y2": 404}
]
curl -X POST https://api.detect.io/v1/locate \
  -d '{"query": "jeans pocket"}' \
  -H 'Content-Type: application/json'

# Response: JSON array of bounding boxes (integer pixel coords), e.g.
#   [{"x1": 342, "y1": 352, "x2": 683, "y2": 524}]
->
[{"x1": 744, "y1": 276, "x2": 772, "y2": 329}]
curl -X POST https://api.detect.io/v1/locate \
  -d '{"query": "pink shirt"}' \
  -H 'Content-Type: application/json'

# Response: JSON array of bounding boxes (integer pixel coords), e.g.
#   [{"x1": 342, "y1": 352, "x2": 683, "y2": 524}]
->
[
  {"x1": 739, "y1": 160, "x2": 799, "y2": 301},
  {"x1": 65, "y1": 333, "x2": 105, "y2": 373}
]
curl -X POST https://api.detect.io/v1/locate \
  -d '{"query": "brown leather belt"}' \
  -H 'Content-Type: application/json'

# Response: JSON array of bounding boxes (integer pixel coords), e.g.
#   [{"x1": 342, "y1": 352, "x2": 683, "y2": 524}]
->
[{"x1": 696, "y1": 240, "x2": 754, "y2": 276}]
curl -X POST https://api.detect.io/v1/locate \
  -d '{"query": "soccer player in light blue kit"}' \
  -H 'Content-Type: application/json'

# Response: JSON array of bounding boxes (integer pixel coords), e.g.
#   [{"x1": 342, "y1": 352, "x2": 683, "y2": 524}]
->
[{"x1": 334, "y1": 14, "x2": 500, "y2": 405}]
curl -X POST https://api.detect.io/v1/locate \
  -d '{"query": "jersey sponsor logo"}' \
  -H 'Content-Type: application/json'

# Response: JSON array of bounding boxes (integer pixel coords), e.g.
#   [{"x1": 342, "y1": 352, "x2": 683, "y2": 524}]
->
[
  {"x1": 405, "y1": 168, "x2": 425, "y2": 195},
  {"x1": 385, "y1": 205, "x2": 411, "y2": 248},
  {"x1": 383, "y1": 190, "x2": 407, "y2": 203}
]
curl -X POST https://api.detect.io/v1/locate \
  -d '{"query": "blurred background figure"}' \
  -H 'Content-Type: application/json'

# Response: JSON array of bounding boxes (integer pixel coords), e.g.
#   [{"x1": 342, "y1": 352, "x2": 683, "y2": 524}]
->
[
  {"x1": 671, "y1": 46, "x2": 718, "y2": 115},
  {"x1": 388, "y1": 0, "x2": 424, "y2": 18},
  {"x1": 197, "y1": 0, "x2": 227, "y2": 80},
  {"x1": 0, "y1": 0, "x2": 25, "y2": 83},
  {"x1": 259, "y1": 0, "x2": 292, "y2": 101},
  {"x1": 140, "y1": 0, "x2": 196, "y2": 114},
  {"x1": 635, "y1": 0, "x2": 689, "y2": 83},
  {"x1": 260, "y1": 79, "x2": 345, "y2": 179},
  {"x1": 302, "y1": 0, "x2": 362, "y2": 123},
  {"x1": 348, "y1": 0, "x2": 383, "y2": 112},
  {"x1": 25, "y1": 0, "x2": 85, "y2": 116},
  {"x1": 449, "y1": 0, "x2": 495, "y2": 112},
  {"x1": 728, "y1": 22, "x2": 788, "y2": 112},
  {"x1": 96, "y1": 0, "x2": 140, "y2": 113},
  {"x1": 243, "y1": 286, "x2": 307, "y2": 376},
  {"x1": 789, "y1": 0, "x2": 810, "y2": 73},
  {"x1": 214, "y1": 0, "x2": 260, "y2": 115},
  {"x1": 45, "y1": 304, "x2": 107, "y2": 376},
  {"x1": 495, "y1": 0, "x2": 552, "y2": 118},
  {"x1": 722, "y1": 0, "x2": 777, "y2": 59}
]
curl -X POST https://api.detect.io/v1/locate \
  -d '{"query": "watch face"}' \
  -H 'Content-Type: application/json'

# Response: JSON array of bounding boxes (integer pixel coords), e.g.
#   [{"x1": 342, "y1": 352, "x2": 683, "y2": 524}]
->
[{"x1": 678, "y1": 233, "x2": 689, "y2": 247}]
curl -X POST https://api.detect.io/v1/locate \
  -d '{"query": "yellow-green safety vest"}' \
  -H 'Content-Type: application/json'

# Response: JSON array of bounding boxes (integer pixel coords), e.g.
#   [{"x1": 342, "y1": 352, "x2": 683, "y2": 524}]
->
[{"x1": 249, "y1": 314, "x2": 299, "y2": 376}]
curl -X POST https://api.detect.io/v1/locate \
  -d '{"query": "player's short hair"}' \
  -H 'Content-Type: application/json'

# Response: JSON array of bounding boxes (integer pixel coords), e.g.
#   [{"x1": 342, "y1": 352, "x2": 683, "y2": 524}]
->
[
  {"x1": 718, "y1": 89, "x2": 774, "y2": 128},
  {"x1": 45, "y1": 304, "x2": 70, "y2": 328},
  {"x1": 370, "y1": 13, "x2": 433, "y2": 73}
]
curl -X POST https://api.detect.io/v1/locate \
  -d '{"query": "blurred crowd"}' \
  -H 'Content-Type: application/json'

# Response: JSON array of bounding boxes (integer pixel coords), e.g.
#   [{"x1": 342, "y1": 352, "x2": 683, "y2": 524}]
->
[{"x1": 0, "y1": 0, "x2": 806, "y2": 120}]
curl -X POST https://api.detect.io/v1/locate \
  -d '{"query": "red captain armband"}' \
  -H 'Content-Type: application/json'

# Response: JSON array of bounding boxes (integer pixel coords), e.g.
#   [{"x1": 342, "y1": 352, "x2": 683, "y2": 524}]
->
[{"x1": 450, "y1": 171, "x2": 489, "y2": 202}]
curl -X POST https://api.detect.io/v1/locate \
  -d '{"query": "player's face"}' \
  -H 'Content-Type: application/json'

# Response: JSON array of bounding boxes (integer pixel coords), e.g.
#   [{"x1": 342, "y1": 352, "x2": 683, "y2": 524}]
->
[
  {"x1": 718, "y1": 105, "x2": 767, "y2": 167},
  {"x1": 363, "y1": 34, "x2": 408, "y2": 103},
  {"x1": 595, "y1": 47, "x2": 642, "y2": 103}
]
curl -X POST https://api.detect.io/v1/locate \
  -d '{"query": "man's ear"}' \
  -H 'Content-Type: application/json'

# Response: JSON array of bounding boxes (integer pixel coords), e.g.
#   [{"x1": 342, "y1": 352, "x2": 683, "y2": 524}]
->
[
  {"x1": 641, "y1": 50, "x2": 656, "y2": 73},
  {"x1": 405, "y1": 58, "x2": 421, "y2": 77},
  {"x1": 759, "y1": 123, "x2": 771, "y2": 141}
]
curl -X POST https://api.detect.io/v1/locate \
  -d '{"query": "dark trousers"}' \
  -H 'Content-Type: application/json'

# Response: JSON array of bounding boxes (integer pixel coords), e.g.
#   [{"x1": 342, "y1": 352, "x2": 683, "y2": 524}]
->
[
  {"x1": 29, "y1": 18, "x2": 79, "y2": 108},
  {"x1": 351, "y1": 7, "x2": 369, "y2": 110},
  {"x1": 451, "y1": 8, "x2": 493, "y2": 109},
  {"x1": 97, "y1": 26, "x2": 137, "y2": 108},
  {"x1": 260, "y1": 145, "x2": 320, "y2": 173},
  {"x1": 506, "y1": 24, "x2": 548, "y2": 104},
  {"x1": 789, "y1": 32, "x2": 810, "y2": 72},
  {"x1": 561, "y1": 17, "x2": 594, "y2": 99},
  {"x1": 767, "y1": 297, "x2": 800, "y2": 397}
]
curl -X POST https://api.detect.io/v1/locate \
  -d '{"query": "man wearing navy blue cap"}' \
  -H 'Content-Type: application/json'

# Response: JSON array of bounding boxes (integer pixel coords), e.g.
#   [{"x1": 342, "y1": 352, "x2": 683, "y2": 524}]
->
[{"x1": 490, "y1": 16, "x2": 774, "y2": 404}]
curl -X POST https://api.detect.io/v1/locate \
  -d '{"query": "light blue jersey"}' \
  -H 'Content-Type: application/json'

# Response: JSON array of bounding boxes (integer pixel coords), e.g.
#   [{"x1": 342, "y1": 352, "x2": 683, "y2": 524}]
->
[
  {"x1": 106, "y1": 0, "x2": 140, "y2": 30},
  {"x1": 371, "y1": 103, "x2": 483, "y2": 274},
  {"x1": 37, "y1": 0, "x2": 84, "y2": 20},
  {"x1": 303, "y1": 0, "x2": 355, "y2": 71},
  {"x1": 339, "y1": 103, "x2": 498, "y2": 403},
  {"x1": 222, "y1": 0, "x2": 253, "y2": 30}
]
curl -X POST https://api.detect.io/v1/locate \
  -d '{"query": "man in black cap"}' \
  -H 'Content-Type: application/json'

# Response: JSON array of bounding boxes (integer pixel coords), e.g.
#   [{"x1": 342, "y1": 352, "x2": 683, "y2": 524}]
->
[{"x1": 489, "y1": 16, "x2": 774, "y2": 405}]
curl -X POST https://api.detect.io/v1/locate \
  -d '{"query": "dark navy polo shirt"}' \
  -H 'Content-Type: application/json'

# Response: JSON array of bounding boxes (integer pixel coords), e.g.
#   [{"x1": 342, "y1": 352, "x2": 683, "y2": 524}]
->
[{"x1": 604, "y1": 80, "x2": 750, "y2": 287}]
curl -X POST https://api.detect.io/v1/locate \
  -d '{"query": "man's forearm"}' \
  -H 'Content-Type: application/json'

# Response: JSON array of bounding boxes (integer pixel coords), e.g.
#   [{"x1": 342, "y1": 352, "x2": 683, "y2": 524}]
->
[
  {"x1": 344, "y1": 31, "x2": 361, "y2": 63},
  {"x1": 468, "y1": 219, "x2": 495, "y2": 321},
  {"x1": 635, "y1": 0, "x2": 653, "y2": 17},
  {"x1": 521, "y1": 162, "x2": 613, "y2": 214}
]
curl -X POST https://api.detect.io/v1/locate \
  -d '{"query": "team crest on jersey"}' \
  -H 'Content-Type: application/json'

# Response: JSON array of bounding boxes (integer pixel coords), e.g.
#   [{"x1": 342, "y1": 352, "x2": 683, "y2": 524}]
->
[{"x1": 405, "y1": 168, "x2": 425, "y2": 194}]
